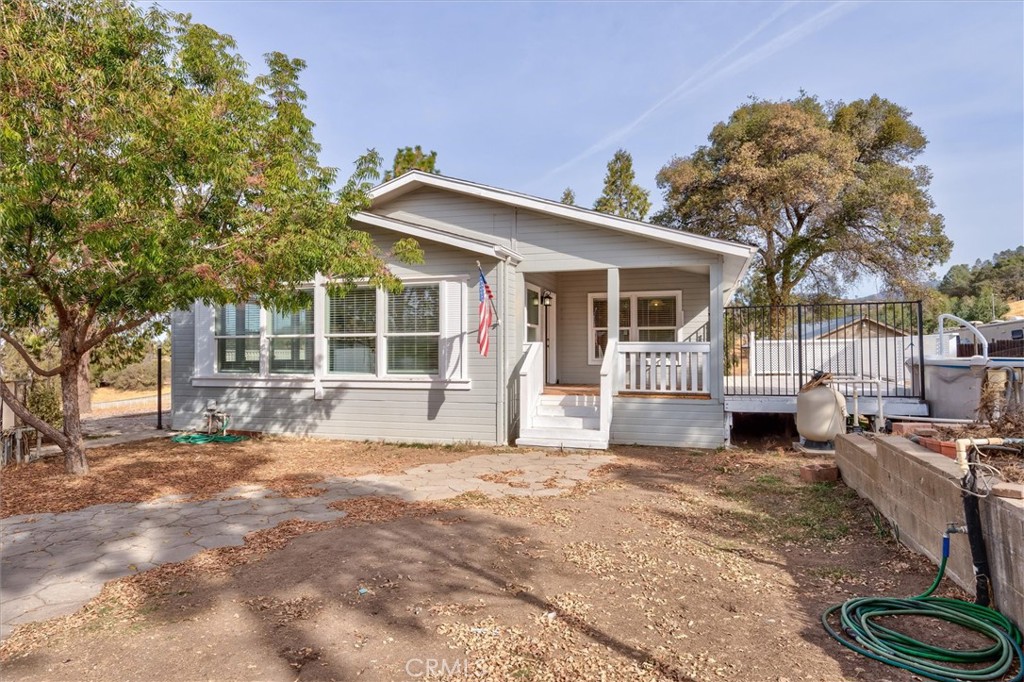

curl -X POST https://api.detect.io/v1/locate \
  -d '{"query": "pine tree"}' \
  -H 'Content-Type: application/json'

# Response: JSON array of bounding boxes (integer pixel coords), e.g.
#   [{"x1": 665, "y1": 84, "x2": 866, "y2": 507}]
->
[
  {"x1": 593, "y1": 149, "x2": 651, "y2": 220},
  {"x1": 559, "y1": 187, "x2": 576, "y2": 205}
]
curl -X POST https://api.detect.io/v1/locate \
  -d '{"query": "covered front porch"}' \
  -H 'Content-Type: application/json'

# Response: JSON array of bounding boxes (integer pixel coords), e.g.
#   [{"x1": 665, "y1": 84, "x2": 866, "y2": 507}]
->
[{"x1": 512, "y1": 263, "x2": 728, "y2": 450}]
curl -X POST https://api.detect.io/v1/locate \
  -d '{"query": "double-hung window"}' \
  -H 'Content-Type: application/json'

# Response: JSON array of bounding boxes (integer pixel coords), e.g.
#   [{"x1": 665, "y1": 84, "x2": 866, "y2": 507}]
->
[
  {"x1": 589, "y1": 291, "x2": 681, "y2": 364},
  {"x1": 215, "y1": 301, "x2": 261, "y2": 373},
  {"x1": 268, "y1": 291, "x2": 314, "y2": 374},
  {"x1": 324, "y1": 283, "x2": 441, "y2": 376},
  {"x1": 326, "y1": 288, "x2": 377, "y2": 374},
  {"x1": 386, "y1": 284, "x2": 440, "y2": 375}
]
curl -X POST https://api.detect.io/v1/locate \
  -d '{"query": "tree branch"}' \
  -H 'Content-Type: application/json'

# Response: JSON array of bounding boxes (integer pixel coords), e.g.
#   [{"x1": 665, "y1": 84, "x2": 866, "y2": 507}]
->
[
  {"x1": 0, "y1": 377, "x2": 68, "y2": 448},
  {"x1": 0, "y1": 331, "x2": 69, "y2": 377}
]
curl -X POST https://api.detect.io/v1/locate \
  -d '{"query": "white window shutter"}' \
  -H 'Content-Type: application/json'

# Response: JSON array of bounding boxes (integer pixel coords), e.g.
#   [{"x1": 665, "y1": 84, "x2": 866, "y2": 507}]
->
[
  {"x1": 442, "y1": 280, "x2": 466, "y2": 380},
  {"x1": 193, "y1": 303, "x2": 216, "y2": 376}
]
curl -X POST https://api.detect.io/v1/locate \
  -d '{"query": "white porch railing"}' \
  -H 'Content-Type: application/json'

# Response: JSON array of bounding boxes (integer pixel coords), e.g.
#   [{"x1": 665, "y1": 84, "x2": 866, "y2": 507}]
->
[
  {"x1": 617, "y1": 342, "x2": 711, "y2": 394},
  {"x1": 518, "y1": 342, "x2": 544, "y2": 431}
]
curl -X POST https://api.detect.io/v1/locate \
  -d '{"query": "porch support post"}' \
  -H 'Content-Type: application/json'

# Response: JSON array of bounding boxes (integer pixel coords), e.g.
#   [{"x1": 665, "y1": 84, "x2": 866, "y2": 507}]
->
[
  {"x1": 606, "y1": 267, "x2": 620, "y2": 346},
  {"x1": 709, "y1": 260, "x2": 724, "y2": 402}
]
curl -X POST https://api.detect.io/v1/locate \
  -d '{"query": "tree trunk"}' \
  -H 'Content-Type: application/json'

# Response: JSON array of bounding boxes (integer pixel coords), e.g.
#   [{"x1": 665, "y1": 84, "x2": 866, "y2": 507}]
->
[
  {"x1": 78, "y1": 350, "x2": 92, "y2": 414},
  {"x1": 60, "y1": 351, "x2": 89, "y2": 475}
]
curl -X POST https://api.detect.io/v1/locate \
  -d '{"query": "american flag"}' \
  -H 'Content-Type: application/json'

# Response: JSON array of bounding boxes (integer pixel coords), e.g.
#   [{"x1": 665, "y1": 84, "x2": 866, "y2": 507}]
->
[{"x1": 477, "y1": 266, "x2": 494, "y2": 357}]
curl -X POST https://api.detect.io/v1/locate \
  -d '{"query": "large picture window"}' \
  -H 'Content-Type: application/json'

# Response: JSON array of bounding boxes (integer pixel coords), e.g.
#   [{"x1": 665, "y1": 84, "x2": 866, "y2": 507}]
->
[
  {"x1": 588, "y1": 291, "x2": 681, "y2": 364},
  {"x1": 201, "y1": 280, "x2": 460, "y2": 384}
]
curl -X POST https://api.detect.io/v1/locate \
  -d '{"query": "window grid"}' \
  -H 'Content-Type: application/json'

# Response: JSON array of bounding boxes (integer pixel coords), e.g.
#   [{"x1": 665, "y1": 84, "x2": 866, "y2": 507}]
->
[
  {"x1": 589, "y1": 291, "x2": 682, "y2": 364},
  {"x1": 268, "y1": 291, "x2": 315, "y2": 375}
]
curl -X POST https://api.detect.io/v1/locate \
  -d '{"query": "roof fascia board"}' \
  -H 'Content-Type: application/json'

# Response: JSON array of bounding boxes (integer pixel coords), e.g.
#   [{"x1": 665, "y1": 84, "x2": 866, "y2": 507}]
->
[{"x1": 353, "y1": 211, "x2": 522, "y2": 263}]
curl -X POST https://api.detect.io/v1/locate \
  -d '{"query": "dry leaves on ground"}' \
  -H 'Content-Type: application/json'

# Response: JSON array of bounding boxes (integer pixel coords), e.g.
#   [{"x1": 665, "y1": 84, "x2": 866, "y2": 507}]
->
[{"x1": 0, "y1": 437, "x2": 489, "y2": 518}]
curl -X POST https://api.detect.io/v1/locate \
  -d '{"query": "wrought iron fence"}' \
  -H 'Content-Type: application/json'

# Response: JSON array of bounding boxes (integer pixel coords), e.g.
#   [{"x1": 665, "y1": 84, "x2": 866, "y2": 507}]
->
[{"x1": 723, "y1": 301, "x2": 925, "y2": 399}]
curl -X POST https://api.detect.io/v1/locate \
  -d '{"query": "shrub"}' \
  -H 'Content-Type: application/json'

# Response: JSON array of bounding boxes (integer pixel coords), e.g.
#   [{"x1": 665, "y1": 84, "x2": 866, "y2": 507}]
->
[{"x1": 27, "y1": 380, "x2": 62, "y2": 429}]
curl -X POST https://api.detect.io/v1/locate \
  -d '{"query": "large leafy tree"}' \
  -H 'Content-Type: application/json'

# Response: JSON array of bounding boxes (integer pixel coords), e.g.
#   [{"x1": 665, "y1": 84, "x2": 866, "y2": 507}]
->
[
  {"x1": 382, "y1": 145, "x2": 440, "y2": 181},
  {"x1": 655, "y1": 95, "x2": 952, "y2": 310},
  {"x1": 593, "y1": 149, "x2": 651, "y2": 221},
  {"x1": 0, "y1": 0, "x2": 417, "y2": 475},
  {"x1": 932, "y1": 246, "x2": 1024, "y2": 323}
]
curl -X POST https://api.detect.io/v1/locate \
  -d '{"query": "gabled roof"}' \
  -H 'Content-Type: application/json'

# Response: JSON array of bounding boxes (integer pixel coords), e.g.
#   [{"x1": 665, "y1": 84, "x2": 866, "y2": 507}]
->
[
  {"x1": 369, "y1": 171, "x2": 757, "y2": 292},
  {"x1": 352, "y1": 211, "x2": 522, "y2": 263},
  {"x1": 799, "y1": 315, "x2": 909, "y2": 339}
]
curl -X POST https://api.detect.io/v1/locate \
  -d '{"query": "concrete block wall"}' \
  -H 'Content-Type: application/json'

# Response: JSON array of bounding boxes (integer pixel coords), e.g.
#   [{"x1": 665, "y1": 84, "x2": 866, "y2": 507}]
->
[{"x1": 835, "y1": 434, "x2": 1023, "y2": 629}]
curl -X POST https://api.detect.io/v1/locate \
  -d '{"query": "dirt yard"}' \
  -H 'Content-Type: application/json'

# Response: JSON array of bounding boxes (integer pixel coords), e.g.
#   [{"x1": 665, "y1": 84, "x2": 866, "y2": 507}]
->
[{"x1": 0, "y1": 440, "x2": 998, "y2": 681}]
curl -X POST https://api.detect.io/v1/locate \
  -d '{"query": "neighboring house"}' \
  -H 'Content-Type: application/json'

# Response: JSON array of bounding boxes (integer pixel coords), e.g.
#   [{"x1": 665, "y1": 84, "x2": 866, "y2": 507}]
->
[
  {"x1": 799, "y1": 315, "x2": 909, "y2": 340},
  {"x1": 171, "y1": 172, "x2": 756, "y2": 449}
]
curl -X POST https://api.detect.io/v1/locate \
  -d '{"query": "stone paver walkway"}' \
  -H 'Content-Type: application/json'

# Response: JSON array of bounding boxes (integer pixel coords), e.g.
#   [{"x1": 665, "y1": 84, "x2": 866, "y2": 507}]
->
[{"x1": 0, "y1": 451, "x2": 613, "y2": 639}]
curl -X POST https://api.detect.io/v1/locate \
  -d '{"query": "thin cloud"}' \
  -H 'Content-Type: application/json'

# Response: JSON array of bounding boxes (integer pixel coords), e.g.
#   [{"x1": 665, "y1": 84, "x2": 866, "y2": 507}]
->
[{"x1": 540, "y1": 1, "x2": 859, "y2": 182}]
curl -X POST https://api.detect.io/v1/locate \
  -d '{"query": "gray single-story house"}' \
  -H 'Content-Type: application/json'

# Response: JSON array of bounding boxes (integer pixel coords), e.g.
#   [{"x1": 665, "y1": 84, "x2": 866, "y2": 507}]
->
[{"x1": 171, "y1": 172, "x2": 756, "y2": 449}]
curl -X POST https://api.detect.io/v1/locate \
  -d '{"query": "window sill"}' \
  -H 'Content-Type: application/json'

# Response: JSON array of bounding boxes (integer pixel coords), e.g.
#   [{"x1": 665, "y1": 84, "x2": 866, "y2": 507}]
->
[{"x1": 190, "y1": 375, "x2": 472, "y2": 391}]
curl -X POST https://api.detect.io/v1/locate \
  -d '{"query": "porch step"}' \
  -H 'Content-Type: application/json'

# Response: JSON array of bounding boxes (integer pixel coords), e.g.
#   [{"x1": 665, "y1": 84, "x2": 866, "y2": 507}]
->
[
  {"x1": 535, "y1": 402, "x2": 600, "y2": 418},
  {"x1": 531, "y1": 414, "x2": 600, "y2": 429},
  {"x1": 516, "y1": 427, "x2": 609, "y2": 450},
  {"x1": 538, "y1": 394, "x2": 600, "y2": 409}
]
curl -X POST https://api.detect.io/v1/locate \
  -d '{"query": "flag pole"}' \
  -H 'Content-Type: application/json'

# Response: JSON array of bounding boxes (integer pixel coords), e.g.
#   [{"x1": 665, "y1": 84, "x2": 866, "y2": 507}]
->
[{"x1": 476, "y1": 260, "x2": 500, "y2": 327}]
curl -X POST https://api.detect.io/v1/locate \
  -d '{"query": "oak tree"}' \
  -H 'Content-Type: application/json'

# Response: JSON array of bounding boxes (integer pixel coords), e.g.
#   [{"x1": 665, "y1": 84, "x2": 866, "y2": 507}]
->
[{"x1": 655, "y1": 95, "x2": 951, "y2": 311}]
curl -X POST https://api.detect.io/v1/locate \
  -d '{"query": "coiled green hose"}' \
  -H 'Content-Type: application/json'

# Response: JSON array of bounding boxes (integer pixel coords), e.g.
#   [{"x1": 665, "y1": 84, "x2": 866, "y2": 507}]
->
[
  {"x1": 170, "y1": 415, "x2": 246, "y2": 444},
  {"x1": 821, "y1": 534, "x2": 1023, "y2": 682}
]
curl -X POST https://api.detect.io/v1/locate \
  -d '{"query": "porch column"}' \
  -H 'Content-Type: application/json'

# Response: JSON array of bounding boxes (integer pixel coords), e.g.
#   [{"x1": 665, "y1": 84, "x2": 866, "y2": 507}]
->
[
  {"x1": 709, "y1": 260, "x2": 724, "y2": 402},
  {"x1": 606, "y1": 267, "x2": 620, "y2": 346}
]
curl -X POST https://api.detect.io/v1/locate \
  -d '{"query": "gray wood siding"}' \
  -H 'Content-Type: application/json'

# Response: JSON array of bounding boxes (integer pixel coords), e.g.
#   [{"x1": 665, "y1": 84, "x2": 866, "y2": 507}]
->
[
  {"x1": 170, "y1": 237, "x2": 503, "y2": 445},
  {"x1": 553, "y1": 269, "x2": 710, "y2": 385},
  {"x1": 610, "y1": 398, "x2": 727, "y2": 449},
  {"x1": 378, "y1": 188, "x2": 719, "y2": 270}
]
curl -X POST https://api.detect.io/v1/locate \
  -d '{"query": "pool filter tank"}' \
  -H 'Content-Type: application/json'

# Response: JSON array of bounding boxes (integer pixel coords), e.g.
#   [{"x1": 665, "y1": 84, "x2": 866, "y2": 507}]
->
[{"x1": 796, "y1": 375, "x2": 848, "y2": 449}]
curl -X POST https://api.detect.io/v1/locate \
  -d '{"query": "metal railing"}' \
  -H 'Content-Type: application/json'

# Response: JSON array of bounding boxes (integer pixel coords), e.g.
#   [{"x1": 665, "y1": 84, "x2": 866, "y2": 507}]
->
[{"x1": 723, "y1": 301, "x2": 925, "y2": 400}]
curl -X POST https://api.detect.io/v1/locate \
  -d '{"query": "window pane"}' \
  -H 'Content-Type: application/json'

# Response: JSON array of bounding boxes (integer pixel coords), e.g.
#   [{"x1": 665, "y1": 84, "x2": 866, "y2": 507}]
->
[
  {"x1": 387, "y1": 337, "x2": 439, "y2": 374},
  {"x1": 593, "y1": 299, "x2": 607, "y2": 327},
  {"x1": 217, "y1": 302, "x2": 260, "y2": 336},
  {"x1": 328, "y1": 338, "x2": 376, "y2": 374},
  {"x1": 638, "y1": 297, "x2": 676, "y2": 327},
  {"x1": 639, "y1": 329, "x2": 676, "y2": 342},
  {"x1": 329, "y1": 289, "x2": 376, "y2": 334},
  {"x1": 594, "y1": 330, "x2": 608, "y2": 357},
  {"x1": 527, "y1": 290, "x2": 540, "y2": 325},
  {"x1": 270, "y1": 292, "x2": 313, "y2": 335},
  {"x1": 527, "y1": 326, "x2": 539, "y2": 342},
  {"x1": 218, "y1": 338, "x2": 260, "y2": 373},
  {"x1": 593, "y1": 298, "x2": 630, "y2": 328},
  {"x1": 388, "y1": 285, "x2": 439, "y2": 333},
  {"x1": 270, "y1": 337, "x2": 314, "y2": 374}
]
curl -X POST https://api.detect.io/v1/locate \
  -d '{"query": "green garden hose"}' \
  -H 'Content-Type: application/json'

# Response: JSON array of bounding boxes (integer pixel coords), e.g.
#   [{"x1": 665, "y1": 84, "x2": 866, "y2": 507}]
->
[
  {"x1": 821, "y1": 533, "x2": 1023, "y2": 682},
  {"x1": 170, "y1": 415, "x2": 246, "y2": 445}
]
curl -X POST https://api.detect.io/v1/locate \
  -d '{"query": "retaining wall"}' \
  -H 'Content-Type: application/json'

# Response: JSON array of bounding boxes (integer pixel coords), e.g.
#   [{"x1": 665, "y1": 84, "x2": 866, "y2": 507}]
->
[{"x1": 835, "y1": 433, "x2": 1023, "y2": 629}]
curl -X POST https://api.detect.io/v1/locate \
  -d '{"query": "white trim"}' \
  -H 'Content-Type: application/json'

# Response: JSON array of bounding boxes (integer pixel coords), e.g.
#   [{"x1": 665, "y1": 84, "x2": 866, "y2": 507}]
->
[
  {"x1": 191, "y1": 376, "x2": 472, "y2": 391},
  {"x1": 587, "y1": 290, "x2": 684, "y2": 365}
]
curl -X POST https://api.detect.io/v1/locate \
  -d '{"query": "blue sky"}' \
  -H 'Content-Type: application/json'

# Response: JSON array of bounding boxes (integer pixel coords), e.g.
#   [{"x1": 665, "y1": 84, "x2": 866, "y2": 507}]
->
[{"x1": 161, "y1": 1, "x2": 1023, "y2": 287}]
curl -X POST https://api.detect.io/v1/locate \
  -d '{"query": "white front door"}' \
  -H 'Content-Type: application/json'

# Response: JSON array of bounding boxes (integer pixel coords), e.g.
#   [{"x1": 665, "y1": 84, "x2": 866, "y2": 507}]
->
[{"x1": 526, "y1": 285, "x2": 558, "y2": 384}]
